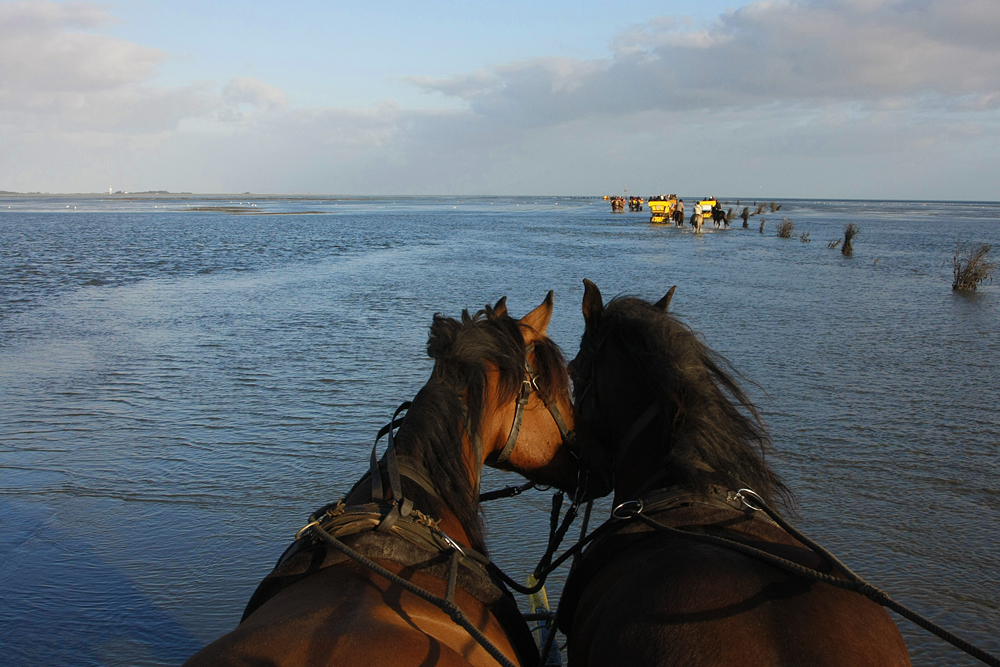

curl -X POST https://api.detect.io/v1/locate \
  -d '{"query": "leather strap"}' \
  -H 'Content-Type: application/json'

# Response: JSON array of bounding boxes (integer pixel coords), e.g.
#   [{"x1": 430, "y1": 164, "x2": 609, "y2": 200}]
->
[
  {"x1": 616, "y1": 403, "x2": 659, "y2": 465},
  {"x1": 369, "y1": 402, "x2": 415, "y2": 532},
  {"x1": 494, "y1": 378, "x2": 533, "y2": 463},
  {"x1": 493, "y1": 343, "x2": 577, "y2": 465}
]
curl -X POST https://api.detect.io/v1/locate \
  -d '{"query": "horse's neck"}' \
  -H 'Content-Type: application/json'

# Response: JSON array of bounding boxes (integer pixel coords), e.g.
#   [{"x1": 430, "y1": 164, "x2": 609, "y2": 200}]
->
[
  {"x1": 612, "y1": 426, "x2": 728, "y2": 506},
  {"x1": 608, "y1": 397, "x2": 702, "y2": 504},
  {"x1": 359, "y1": 411, "x2": 485, "y2": 549},
  {"x1": 603, "y1": 359, "x2": 673, "y2": 503},
  {"x1": 612, "y1": 436, "x2": 673, "y2": 505}
]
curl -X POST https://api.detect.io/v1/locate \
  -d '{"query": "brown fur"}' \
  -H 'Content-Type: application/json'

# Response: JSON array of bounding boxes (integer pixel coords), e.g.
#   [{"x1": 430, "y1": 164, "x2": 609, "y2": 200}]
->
[{"x1": 184, "y1": 293, "x2": 578, "y2": 667}]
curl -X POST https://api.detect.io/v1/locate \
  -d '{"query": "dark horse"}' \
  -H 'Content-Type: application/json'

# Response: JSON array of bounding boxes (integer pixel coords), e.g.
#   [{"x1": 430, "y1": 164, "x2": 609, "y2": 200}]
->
[
  {"x1": 712, "y1": 205, "x2": 729, "y2": 228},
  {"x1": 559, "y1": 280, "x2": 910, "y2": 667},
  {"x1": 185, "y1": 293, "x2": 580, "y2": 667}
]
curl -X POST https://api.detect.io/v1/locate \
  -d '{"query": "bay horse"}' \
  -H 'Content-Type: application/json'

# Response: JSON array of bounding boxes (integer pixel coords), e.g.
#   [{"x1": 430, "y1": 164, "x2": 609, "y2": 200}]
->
[
  {"x1": 559, "y1": 279, "x2": 910, "y2": 667},
  {"x1": 185, "y1": 292, "x2": 580, "y2": 667}
]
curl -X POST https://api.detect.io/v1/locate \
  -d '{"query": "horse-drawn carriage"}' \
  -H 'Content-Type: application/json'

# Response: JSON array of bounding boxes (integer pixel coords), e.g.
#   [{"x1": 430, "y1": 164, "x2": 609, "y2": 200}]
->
[{"x1": 647, "y1": 195, "x2": 678, "y2": 224}]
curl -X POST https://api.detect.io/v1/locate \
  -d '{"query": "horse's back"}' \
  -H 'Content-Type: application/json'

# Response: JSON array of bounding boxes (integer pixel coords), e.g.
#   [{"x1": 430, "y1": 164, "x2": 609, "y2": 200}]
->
[
  {"x1": 569, "y1": 538, "x2": 910, "y2": 667},
  {"x1": 185, "y1": 562, "x2": 517, "y2": 667}
]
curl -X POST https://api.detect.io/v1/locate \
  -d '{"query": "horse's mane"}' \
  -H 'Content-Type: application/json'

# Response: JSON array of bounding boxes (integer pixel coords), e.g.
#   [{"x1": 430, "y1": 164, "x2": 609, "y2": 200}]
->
[
  {"x1": 581, "y1": 296, "x2": 791, "y2": 508},
  {"x1": 388, "y1": 306, "x2": 569, "y2": 554}
]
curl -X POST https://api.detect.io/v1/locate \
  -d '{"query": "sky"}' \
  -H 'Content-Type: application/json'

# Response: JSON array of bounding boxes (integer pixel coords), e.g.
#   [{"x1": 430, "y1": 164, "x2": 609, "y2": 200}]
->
[{"x1": 1, "y1": 0, "x2": 998, "y2": 199}]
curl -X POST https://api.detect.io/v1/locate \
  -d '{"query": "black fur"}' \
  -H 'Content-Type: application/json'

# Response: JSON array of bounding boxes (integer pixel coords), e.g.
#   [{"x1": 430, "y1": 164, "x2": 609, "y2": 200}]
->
[{"x1": 572, "y1": 296, "x2": 791, "y2": 508}]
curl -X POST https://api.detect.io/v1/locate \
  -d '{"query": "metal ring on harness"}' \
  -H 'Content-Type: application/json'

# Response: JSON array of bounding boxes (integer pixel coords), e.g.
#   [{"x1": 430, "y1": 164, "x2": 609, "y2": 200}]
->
[
  {"x1": 440, "y1": 531, "x2": 467, "y2": 555},
  {"x1": 612, "y1": 498, "x2": 644, "y2": 519},
  {"x1": 735, "y1": 488, "x2": 765, "y2": 512},
  {"x1": 295, "y1": 520, "x2": 321, "y2": 540}
]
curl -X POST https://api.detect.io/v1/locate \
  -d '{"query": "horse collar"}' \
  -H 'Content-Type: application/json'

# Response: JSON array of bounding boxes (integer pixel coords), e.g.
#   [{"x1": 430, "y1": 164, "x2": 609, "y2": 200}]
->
[{"x1": 636, "y1": 484, "x2": 767, "y2": 518}]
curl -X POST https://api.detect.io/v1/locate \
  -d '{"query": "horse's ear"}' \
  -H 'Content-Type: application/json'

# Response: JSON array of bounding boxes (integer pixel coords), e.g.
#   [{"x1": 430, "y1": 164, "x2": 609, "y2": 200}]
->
[
  {"x1": 654, "y1": 285, "x2": 677, "y2": 312},
  {"x1": 520, "y1": 290, "x2": 554, "y2": 335},
  {"x1": 582, "y1": 279, "x2": 604, "y2": 325},
  {"x1": 492, "y1": 296, "x2": 508, "y2": 318}
]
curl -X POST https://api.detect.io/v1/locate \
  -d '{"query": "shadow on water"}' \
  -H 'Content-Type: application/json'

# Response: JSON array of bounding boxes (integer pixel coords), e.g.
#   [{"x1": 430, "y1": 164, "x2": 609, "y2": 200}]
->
[{"x1": 0, "y1": 498, "x2": 202, "y2": 666}]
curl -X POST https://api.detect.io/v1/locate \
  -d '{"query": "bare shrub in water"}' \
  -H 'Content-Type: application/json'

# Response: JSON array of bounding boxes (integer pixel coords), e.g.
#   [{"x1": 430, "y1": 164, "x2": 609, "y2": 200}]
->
[
  {"x1": 769, "y1": 201, "x2": 782, "y2": 212},
  {"x1": 801, "y1": 231, "x2": 811, "y2": 242},
  {"x1": 842, "y1": 223, "x2": 859, "y2": 255},
  {"x1": 759, "y1": 218, "x2": 766, "y2": 234},
  {"x1": 952, "y1": 242, "x2": 995, "y2": 291},
  {"x1": 776, "y1": 217, "x2": 795, "y2": 238},
  {"x1": 827, "y1": 238, "x2": 842, "y2": 249}
]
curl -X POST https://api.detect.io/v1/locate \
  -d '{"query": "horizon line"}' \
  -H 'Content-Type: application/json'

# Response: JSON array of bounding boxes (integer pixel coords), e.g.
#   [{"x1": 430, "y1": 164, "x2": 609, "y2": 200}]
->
[{"x1": 3, "y1": 191, "x2": 1000, "y2": 205}]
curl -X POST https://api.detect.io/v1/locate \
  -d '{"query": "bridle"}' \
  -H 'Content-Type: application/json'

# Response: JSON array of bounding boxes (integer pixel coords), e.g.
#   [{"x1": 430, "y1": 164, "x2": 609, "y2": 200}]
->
[
  {"x1": 370, "y1": 339, "x2": 578, "y2": 518},
  {"x1": 487, "y1": 342, "x2": 576, "y2": 467}
]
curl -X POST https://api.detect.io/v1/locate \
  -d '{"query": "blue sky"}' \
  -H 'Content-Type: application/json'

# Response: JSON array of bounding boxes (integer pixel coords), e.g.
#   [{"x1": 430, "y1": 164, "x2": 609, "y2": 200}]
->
[{"x1": 2, "y1": 0, "x2": 998, "y2": 199}]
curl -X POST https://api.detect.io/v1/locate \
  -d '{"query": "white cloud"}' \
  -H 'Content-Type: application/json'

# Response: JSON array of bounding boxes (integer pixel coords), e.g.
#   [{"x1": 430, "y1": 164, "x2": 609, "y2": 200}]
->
[
  {"x1": 412, "y1": 0, "x2": 1000, "y2": 118},
  {"x1": 221, "y1": 77, "x2": 289, "y2": 115},
  {"x1": 2, "y1": 0, "x2": 998, "y2": 198},
  {"x1": 0, "y1": 1, "x2": 216, "y2": 134}
]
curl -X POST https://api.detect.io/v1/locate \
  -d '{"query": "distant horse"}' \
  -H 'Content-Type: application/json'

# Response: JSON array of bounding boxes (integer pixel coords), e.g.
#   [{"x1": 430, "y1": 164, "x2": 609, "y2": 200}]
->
[
  {"x1": 712, "y1": 206, "x2": 728, "y2": 228},
  {"x1": 185, "y1": 293, "x2": 581, "y2": 667},
  {"x1": 559, "y1": 280, "x2": 910, "y2": 667},
  {"x1": 690, "y1": 212, "x2": 704, "y2": 233}
]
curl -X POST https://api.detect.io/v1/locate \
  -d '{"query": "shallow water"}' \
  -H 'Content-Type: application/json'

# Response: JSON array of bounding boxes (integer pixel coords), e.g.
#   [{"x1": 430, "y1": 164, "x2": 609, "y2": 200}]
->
[{"x1": 1, "y1": 194, "x2": 998, "y2": 665}]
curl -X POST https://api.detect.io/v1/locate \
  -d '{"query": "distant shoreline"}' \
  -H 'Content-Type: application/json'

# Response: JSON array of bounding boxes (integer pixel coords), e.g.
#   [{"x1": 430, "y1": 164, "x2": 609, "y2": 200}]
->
[{"x1": 1, "y1": 192, "x2": 999, "y2": 205}]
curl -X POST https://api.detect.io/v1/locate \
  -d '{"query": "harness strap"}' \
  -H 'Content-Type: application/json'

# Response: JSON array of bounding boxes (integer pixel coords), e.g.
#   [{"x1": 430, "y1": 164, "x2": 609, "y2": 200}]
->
[
  {"x1": 494, "y1": 343, "x2": 577, "y2": 465},
  {"x1": 494, "y1": 378, "x2": 533, "y2": 463},
  {"x1": 542, "y1": 395, "x2": 574, "y2": 443},
  {"x1": 640, "y1": 484, "x2": 772, "y2": 519},
  {"x1": 394, "y1": 455, "x2": 440, "y2": 497},
  {"x1": 616, "y1": 403, "x2": 659, "y2": 464},
  {"x1": 369, "y1": 402, "x2": 415, "y2": 531},
  {"x1": 370, "y1": 404, "x2": 410, "y2": 502},
  {"x1": 385, "y1": 403, "x2": 407, "y2": 503},
  {"x1": 298, "y1": 498, "x2": 492, "y2": 566},
  {"x1": 526, "y1": 348, "x2": 576, "y2": 447},
  {"x1": 618, "y1": 500, "x2": 1000, "y2": 667}
]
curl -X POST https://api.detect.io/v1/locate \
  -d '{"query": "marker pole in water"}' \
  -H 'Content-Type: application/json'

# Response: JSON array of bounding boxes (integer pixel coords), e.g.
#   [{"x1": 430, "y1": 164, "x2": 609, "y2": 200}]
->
[{"x1": 526, "y1": 575, "x2": 562, "y2": 666}]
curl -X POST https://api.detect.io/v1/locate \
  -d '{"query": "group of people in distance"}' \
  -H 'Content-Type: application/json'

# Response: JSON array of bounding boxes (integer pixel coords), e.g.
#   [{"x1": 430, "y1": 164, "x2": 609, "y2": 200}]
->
[
  {"x1": 666, "y1": 197, "x2": 726, "y2": 233},
  {"x1": 620, "y1": 193, "x2": 730, "y2": 234}
]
